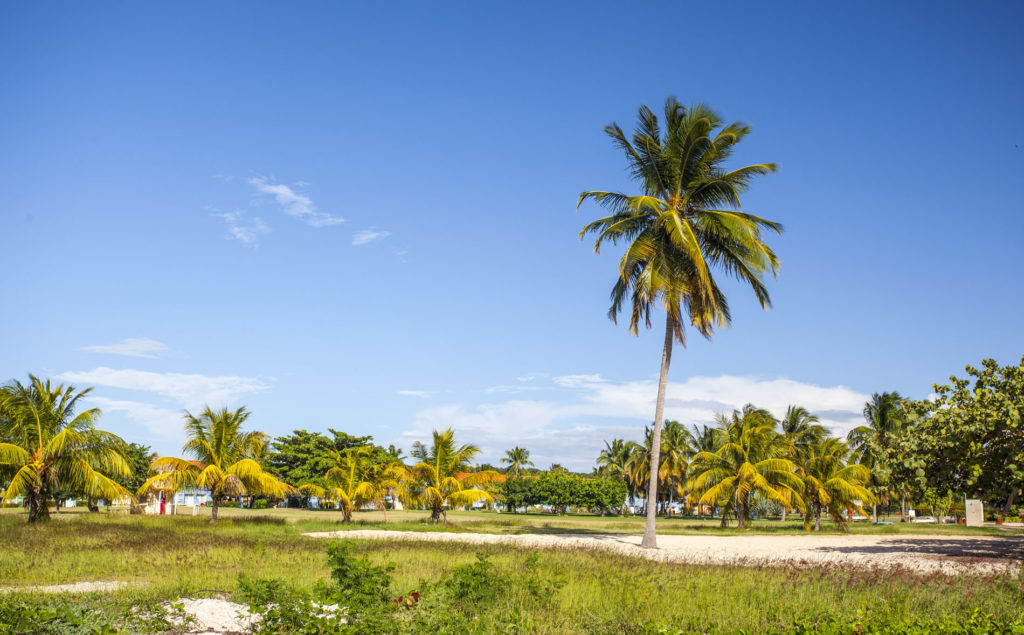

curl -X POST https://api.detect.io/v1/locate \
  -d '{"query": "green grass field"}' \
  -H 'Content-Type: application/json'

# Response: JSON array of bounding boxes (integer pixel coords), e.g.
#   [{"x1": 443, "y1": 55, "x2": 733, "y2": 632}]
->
[
  {"x1": 13, "y1": 504, "x2": 1010, "y2": 536},
  {"x1": 1, "y1": 509, "x2": 1022, "y2": 633}
]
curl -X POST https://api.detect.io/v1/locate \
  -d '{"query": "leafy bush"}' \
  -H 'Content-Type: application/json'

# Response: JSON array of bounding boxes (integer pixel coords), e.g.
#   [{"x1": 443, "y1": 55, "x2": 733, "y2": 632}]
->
[
  {"x1": 443, "y1": 552, "x2": 499, "y2": 605},
  {"x1": 253, "y1": 499, "x2": 270, "y2": 509},
  {"x1": 325, "y1": 540, "x2": 395, "y2": 609},
  {"x1": 0, "y1": 597, "x2": 115, "y2": 634},
  {"x1": 498, "y1": 473, "x2": 628, "y2": 515}
]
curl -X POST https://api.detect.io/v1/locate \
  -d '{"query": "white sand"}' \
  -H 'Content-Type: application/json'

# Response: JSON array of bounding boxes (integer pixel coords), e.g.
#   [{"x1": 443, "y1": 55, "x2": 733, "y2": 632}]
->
[
  {"x1": 173, "y1": 598, "x2": 257, "y2": 634},
  {"x1": 304, "y1": 530, "x2": 1024, "y2": 574},
  {"x1": 0, "y1": 580, "x2": 132, "y2": 593}
]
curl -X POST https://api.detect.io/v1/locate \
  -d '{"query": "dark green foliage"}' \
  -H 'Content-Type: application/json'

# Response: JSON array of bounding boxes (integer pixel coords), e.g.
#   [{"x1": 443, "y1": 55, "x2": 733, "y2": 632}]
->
[
  {"x1": 0, "y1": 595, "x2": 190, "y2": 634},
  {"x1": 899, "y1": 357, "x2": 1024, "y2": 508},
  {"x1": 112, "y1": 443, "x2": 154, "y2": 495},
  {"x1": 325, "y1": 540, "x2": 395, "y2": 609},
  {"x1": 0, "y1": 596, "x2": 115, "y2": 634},
  {"x1": 499, "y1": 472, "x2": 629, "y2": 514},
  {"x1": 442, "y1": 552, "x2": 499, "y2": 605},
  {"x1": 266, "y1": 429, "x2": 394, "y2": 493}
]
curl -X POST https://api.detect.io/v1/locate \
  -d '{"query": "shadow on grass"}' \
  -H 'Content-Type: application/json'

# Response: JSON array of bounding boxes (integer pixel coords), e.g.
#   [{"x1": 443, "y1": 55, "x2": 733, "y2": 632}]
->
[{"x1": 810, "y1": 537, "x2": 1024, "y2": 561}]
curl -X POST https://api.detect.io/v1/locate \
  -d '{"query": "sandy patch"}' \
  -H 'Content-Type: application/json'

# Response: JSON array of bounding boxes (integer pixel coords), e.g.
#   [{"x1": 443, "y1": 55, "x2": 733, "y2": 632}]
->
[
  {"x1": 304, "y1": 530, "x2": 1024, "y2": 574},
  {"x1": 0, "y1": 580, "x2": 132, "y2": 593},
  {"x1": 173, "y1": 598, "x2": 257, "y2": 634}
]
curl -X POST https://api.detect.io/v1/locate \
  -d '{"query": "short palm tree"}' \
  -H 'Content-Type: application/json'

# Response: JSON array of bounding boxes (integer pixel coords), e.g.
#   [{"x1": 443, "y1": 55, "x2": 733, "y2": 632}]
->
[
  {"x1": 659, "y1": 420, "x2": 694, "y2": 515},
  {"x1": 501, "y1": 446, "x2": 534, "y2": 477},
  {"x1": 597, "y1": 438, "x2": 644, "y2": 505},
  {"x1": 138, "y1": 406, "x2": 288, "y2": 521},
  {"x1": 299, "y1": 446, "x2": 402, "y2": 522},
  {"x1": 799, "y1": 437, "x2": 875, "y2": 531},
  {"x1": 579, "y1": 97, "x2": 782, "y2": 547},
  {"x1": 399, "y1": 428, "x2": 497, "y2": 522},
  {"x1": 779, "y1": 406, "x2": 827, "y2": 520},
  {"x1": 688, "y1": 406, "x2": 804, "y2": 528},
  {"x1": 0, "y1": 376, "x2": 130, "y2": 523}
]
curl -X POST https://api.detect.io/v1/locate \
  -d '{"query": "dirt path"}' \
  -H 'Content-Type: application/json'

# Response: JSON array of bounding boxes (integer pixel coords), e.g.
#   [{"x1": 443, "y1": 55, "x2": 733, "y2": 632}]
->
[{"x1": 304, "y1": 530, "x2": 1024, "y2": 574}]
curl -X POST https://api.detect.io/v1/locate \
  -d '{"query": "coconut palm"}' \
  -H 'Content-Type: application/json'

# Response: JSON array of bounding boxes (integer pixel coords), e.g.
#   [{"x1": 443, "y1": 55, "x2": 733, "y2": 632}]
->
[
  {"x1": 501, "y1": 446, "x2": 534, "y2": 477},
  {"x1": 399, "y1": 428, "x2": 498, "y2": 522},
  {"x1": 659, "y1": 420, "x2": 694, "y2": 515},
  {"x1": 579, "y1": 97, "x2": 782, "y2": 547},
  {"x1": 688, "y1": 405, "x2": 803, "y2": 528},
  {"x1": 799, "y1": 437, "x2": 875, "y2": 531},
  {"x1": 779, "y1": 406, "x2": 827, "y2": 521},
  {"x1": 682, "y1": 423, "x2": 722, "y2": 454},
  {"x1": 138, "y1": 406, "x2": 288, "y2": 521},
  {"x1": 0, "y1": 376, "x2": 130, "y2": 523},
  {"x1": 780, "y1": 406, "x2": 827, "y2": 458},
  {"x1": 299, "y1": 446, "x2": 403, "y2": 522},
  {"x1": 847, "y1": 392, "x2": 904, "y2": 521}
]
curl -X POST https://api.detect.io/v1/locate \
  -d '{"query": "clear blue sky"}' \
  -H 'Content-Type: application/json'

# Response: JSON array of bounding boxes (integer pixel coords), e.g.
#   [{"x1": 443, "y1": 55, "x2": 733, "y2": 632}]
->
[{"x1": 2, "y1": 1, "x2": 1022, "y2": 469}]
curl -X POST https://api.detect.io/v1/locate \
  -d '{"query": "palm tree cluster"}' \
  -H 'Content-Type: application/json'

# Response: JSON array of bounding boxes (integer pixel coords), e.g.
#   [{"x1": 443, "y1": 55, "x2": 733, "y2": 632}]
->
[
  {"x1": 0, "y1": 376, "x2": 131, "y2": 523},
  {"x1": 139, "y1": 406, "x2": 289, "y2": 521},
  {"x1": 148, "y1": 422, "x2": 497, "y2": 524},
  {"x1": 597, "y1": 405, "x2": 876, "y2": 531}
]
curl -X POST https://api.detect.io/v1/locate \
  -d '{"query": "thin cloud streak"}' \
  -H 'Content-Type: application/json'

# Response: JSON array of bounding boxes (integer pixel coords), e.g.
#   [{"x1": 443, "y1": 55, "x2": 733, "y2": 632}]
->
[
  {"x1": 57, "y1": 367, "x2": 270, "y2": 407},
  {"x1": 247, "y1": 177, "x2": 344, "y2": 227},
  {"x1": 80, "y1": 338, "x2": 170, "y2": 359},
  {"x1": 352, "y1": 228, "x2": 390, "y2": 245},
  {"x1": 211, "y1": 207, "x2": 270, "y2": 245}
]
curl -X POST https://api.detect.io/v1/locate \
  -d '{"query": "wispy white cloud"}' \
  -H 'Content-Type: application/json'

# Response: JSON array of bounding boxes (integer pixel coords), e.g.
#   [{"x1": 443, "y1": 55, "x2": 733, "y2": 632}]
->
[
  {"x1": 80, "y1": 338, "x2": 170, "y2": 359},
  {"x1": 397, "y1": 390, "x2": 434, "y2": 398},
  {"x1": 399, "y1": 374, "x2": 870, "y2": 471},
  {"x1": 247, "y1": 176, "x2": 344, "y2": 227},
  {"x1": 211, "y1": 207, "x2": 270, "y2": 245},
  {"x1": 352, "y1": 228, "x2": 390, "y2": 246},
  {"x1": 57, "y1": 367, "x2": 271, "y2": 407},
  {"x1": 85, "y1": 396, "x2": 184, "y2": 441}
]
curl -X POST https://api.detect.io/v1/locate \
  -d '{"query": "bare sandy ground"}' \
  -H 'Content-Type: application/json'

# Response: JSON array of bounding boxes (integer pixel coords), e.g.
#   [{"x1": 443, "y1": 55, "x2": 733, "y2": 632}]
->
[
  {"x1": 304, "y1": 530, "x2": 1024, "y2": 575},
  {"x1": 0, "y1": 580, "x2": 133, "y2": 593}
]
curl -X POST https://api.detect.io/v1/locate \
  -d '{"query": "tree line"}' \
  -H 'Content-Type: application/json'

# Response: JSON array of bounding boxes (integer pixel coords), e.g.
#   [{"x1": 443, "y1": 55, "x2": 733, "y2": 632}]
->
[{"x1": 2, "y1": 355, "x2": 1021, "y2": 525}]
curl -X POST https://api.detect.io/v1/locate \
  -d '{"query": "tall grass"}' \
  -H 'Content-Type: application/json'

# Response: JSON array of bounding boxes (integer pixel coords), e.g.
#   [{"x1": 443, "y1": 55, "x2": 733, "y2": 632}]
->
[{"x1": 1, "y1": 513, "x2": 1021, "y2": 633}]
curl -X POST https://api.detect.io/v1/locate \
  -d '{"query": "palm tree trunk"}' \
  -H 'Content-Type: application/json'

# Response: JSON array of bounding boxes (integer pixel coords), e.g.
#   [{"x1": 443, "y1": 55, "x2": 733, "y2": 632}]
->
[
  {"x1": 781, "y1": 507, "x2": 787, "y2": 522},
  {"x1": 872, "y1": 503, "x2": 877, "y2": 523},
  {"x1": 1003, "y1": 487, "x2": 1019, "y2": 516},
  {"x1": 814, "y1": 505, "x2": 822, "y2": 531},
  {"x1": 641, "y1": 315, "x2": 674, "y2": 549},
  {"x1": 430, "y1": 505, "x2": 442, "y2": 523},
  {"x1": 27, "y1": 488, "x2": 40, "y2": 523},
  {"x1": 211, "y1": 496, "x2": 220, "y2": 522},
  {"x1": 736, "y1": 498, "x2": 746, "y2": 529}
]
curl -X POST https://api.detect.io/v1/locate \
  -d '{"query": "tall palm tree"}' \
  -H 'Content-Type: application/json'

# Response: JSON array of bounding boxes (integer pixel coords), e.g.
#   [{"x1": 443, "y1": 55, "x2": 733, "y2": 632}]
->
[
  {"x1": 0, "y1": 376, "x2": 130, "y2": 523},
  {"x1": 688, "y1": 405, "x2": 803, "y2": 528},
  {"x1": 399, "y1": 428, "x2": 497, "y2": 522},
  {"x1": 579, "y1": 98, "x2": 782, "y2": 547},
  {"x1": 847, "y1": 392, "x2": 904, "y2": 521},
  {"x1": 799, "y1": 437, "x2": 875, "y2": 531},
  {"x1": 501, "y1": 446, "x2": 534, "y2": 477},
  {"x1": 299, "y1": 446, "x2": 402, "y2": 522},
  {"x1": 139, "y1": 406, "x2": 288, "y2": 521}
]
